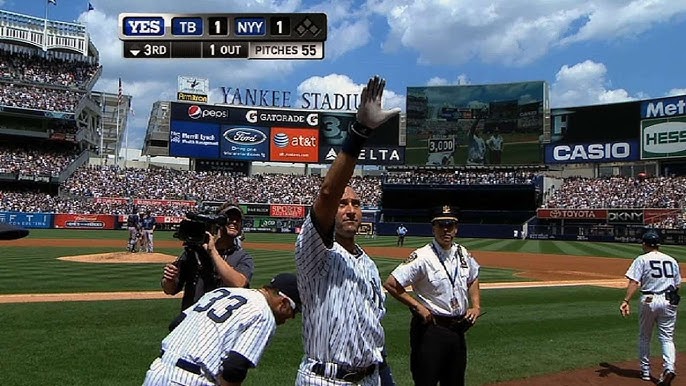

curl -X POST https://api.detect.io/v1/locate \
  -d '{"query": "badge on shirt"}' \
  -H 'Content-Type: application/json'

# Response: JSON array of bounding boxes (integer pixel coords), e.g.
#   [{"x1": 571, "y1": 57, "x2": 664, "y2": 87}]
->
[{"x1": 404, "y1": 252, "x2": 418, "y2": 264}]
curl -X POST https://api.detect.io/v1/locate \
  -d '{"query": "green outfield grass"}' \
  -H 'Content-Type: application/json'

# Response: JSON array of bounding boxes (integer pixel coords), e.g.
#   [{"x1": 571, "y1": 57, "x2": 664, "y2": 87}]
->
[{"x1": 2, "y1": 230, "x2": 686, "y2": 385}]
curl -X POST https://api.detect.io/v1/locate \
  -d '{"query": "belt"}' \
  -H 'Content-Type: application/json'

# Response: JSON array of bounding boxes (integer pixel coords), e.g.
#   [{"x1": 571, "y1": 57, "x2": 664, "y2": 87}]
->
[
  {"x1": 642, "y1": 290, "x2": 666, "y2": 295},
  {"x1": 311, "y1": 362, "x2": 377, "y2": 383},
  {"x1": 432, "y1": 314, "x2": 465, "y2": 329},
  {"x1": 159, "y1": 349, "x2": 201, "y2": 375}
]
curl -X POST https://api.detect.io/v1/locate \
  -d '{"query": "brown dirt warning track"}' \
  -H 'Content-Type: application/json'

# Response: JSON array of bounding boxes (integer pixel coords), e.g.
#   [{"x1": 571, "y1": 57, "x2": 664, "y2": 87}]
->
[{"x1": 1, "y1": 238, "x2": 683, "y2": 385}]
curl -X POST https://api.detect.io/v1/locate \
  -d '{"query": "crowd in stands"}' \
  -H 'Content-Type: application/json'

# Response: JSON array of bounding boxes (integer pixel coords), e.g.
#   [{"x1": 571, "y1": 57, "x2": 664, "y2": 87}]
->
[
  {"x1": 384, "y1": 170, "x2": 537, "y2": 185},
  {"x1": 0, "y1": 83, "x2": 82, "y2": 112},
  {"x1": 0, "y1": 143, "x2": 79, "y2": 176},
  {"x1": 2, "y1": 164, "x2": 686, "y2": 229},
  {"x1": 543, "y1": 176, "x2": 686, "y2": 209},
  {"x1": 0, "y1": 50, "x2": 99, "y2": 88}
]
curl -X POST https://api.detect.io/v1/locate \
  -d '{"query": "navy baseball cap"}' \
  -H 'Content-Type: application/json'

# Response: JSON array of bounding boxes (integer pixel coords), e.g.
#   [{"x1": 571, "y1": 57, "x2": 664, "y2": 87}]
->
[
  {"x1": 270, "y1": 273, "x2": 301, "y2": 312},
  {"x1": 0, "y1": 223, "x2": 29, "y2": 240},
  {"x1": 431, "y1": 205, "x2": 459, "y2": 223},
  {"x1": 642, "y1": 230, "x2": 660, "y2": 247}
]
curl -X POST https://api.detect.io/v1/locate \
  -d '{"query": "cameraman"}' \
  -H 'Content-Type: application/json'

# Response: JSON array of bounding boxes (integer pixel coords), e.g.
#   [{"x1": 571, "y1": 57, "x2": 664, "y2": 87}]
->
[{"x1": 161, "y1": 202, "x2": 255, "y2": 310}]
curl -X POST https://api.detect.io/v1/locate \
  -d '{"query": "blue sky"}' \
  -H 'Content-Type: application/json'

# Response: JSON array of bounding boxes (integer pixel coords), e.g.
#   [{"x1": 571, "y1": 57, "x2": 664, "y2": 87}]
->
[{"x1": 3, "y1": 0, "x2": 686, "y2": 149}]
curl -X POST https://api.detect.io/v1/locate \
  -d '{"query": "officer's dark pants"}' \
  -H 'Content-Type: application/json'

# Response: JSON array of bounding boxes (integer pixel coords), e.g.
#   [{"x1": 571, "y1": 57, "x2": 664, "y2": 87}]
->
[{"x1": 410, "y1": 315, "x2": 466, "y2": 386}]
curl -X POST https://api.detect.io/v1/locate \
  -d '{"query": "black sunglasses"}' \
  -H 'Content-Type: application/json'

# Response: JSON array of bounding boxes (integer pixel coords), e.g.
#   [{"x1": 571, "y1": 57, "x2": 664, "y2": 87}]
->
[{"x1": 433, "y1": 220, "x2": 457, "y2": 228}]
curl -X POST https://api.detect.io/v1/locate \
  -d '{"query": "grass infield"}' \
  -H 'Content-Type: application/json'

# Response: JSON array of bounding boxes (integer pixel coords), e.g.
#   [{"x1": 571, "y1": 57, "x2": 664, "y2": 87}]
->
[{"x1": 1, "y1": 230, "x2": 686, "y2": 385}]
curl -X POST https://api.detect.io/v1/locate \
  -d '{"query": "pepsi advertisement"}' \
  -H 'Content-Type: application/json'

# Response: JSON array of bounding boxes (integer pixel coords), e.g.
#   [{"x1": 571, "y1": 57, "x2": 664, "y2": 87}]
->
[
  {"x1": 220, "y1": 125, "x2": 270, "y2": 161},
  {"x1": 169, "y1": 120, "x2": 220, "y2": 158}
]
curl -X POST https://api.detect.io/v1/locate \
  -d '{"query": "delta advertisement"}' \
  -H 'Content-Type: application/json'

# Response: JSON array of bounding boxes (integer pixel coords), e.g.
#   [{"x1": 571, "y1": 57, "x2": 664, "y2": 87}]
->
[
  {"x1": 545, "y1": 101, "x2": 641, "y2": 164},
  {"x1": 405, "y1": 81, "x2": 549, "y2": 166},
  {"x1": 640, "y1": 94, "x2": 686, "y2": 160},
  {"x1": 168, "y1": 102, "x2": 402, "y2": 165}
]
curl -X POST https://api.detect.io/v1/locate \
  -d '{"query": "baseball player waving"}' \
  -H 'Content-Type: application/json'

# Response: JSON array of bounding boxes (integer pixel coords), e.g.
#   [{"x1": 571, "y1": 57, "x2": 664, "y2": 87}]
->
[{"x1": 294, "y1": 75, "x2": 400, "y2": 386}]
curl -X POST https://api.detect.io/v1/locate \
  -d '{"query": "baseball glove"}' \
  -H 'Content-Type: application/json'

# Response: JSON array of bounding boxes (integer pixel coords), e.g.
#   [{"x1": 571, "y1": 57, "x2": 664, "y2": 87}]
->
[{"x1": 666, "y1": 288, "x2": 681, "y2": 306}]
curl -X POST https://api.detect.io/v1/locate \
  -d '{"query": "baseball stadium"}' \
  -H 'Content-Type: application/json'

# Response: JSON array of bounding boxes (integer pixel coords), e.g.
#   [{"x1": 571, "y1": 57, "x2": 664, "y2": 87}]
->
[{"x1": 1, "y1": 7, "x2": 686, "y2": 386}]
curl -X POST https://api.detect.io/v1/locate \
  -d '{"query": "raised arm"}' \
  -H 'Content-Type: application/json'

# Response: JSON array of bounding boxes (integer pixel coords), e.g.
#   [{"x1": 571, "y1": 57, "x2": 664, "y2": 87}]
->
[{"x1": 312, "y1": 76, "x2": 401, "y2": 234}]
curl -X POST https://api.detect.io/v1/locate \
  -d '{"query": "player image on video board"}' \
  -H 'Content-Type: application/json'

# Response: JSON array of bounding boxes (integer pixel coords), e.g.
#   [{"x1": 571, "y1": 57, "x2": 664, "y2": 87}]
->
[{"x1": 405, "y1": 81, "x2": 549, "y2": 166}]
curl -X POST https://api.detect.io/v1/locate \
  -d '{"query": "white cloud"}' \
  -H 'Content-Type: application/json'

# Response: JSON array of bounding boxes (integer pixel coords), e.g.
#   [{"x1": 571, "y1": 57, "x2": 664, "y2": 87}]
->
[
  {"x1": 366, "y1": 0, "x2": 686, "y2": 65},
  {"x1": 427, "y1": 74, "x2": 470, "y2": 86},
  {"x1": 295, "y1": 74, "x2": 405, "y2": 111},
  {"x1": 550, "y1": 60, "x2": 640, "y2": 107},
  {"x1": 666, "y1": 88, "x2": 686, "y2": 97}
]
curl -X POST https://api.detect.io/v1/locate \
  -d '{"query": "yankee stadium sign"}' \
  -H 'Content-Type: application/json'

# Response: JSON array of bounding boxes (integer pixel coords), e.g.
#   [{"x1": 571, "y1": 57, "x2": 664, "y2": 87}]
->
[{"x1": 220, "y1": 87, "x2": 361, "y2": 110}]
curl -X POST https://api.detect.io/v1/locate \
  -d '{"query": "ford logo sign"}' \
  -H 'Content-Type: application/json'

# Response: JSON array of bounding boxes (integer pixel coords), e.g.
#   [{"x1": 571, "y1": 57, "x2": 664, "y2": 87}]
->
[{"x1": 223, "y1": 128, "x2": 266, "y2": 145}]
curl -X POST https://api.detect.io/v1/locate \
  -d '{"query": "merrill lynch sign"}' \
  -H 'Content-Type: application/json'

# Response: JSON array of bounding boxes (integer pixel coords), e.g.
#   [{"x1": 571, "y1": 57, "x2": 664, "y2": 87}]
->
[{"x1": 220, "y1": 87, "x2": 361, "y2": 110}]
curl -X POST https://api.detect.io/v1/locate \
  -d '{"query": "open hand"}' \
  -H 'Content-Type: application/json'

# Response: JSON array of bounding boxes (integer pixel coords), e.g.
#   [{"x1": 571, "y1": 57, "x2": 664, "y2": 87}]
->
[{"x1": 356, "y1": 75, "x2": 401, "y2": 129}]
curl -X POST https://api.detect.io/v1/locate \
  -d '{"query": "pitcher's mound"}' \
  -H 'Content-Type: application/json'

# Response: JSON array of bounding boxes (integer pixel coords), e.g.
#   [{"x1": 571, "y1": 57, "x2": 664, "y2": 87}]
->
[{"x1": 58, "y1": 252, "x2": 177, "y2": 264}]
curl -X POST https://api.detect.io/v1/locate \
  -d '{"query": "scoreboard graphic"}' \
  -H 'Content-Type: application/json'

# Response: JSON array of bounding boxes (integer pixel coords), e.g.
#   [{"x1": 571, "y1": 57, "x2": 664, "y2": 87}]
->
[{"x1": 118, "y1": 13, "x2": 327, "y2": 60}]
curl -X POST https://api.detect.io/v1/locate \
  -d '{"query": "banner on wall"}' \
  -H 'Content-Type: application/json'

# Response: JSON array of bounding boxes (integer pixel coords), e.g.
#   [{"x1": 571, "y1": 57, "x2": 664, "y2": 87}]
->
[{"x1": 54, "y1": 214, "x2": 117, "y2": 229}]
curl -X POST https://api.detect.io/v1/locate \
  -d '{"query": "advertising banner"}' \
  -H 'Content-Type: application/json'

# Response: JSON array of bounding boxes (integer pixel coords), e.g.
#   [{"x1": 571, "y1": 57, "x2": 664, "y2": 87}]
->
[
  {"x1": 270, "y1": 204, "x2": 306, "y2": 218},
  {"x1": 640, "y1": 117, "x2": 686, "y2": 160},
  {"x1": 405, "y1": 81, "x2": 548, "y2": 165},
  {"x1": 244, "y1": 204, "x2": 271, "y2": 216},
  {"x1": 195, "y1": 159, "x2": 250, "y2": 174},
  {"x1": 133, "y1": 199, "x2": 197, "y2": 207},
  {"x1": 644, "y1": 208, "x2": 682, "y2": 224},
  {"x1": 536, "y1": 209, "x2": 608, "y2": 220},
  {"x1": 54, "y1": 214, "x2": 116, "y2": 229},
  {"x1": 0, "y1": 212, "x2": 52, "y2": 228},
  {"x1": 94, "y1": 197, "x2": 130, "y2": 205},
  {"x1": 607, "y1": 209, "x2": 644, "y2": 224},
  {"x1": 319, "y1": 146, "x2": 406, "y2": 165},
  {"x1": 220, "y1": 125, "x2": 270, "y2": 161},
  {"x1": 169, "y1": 120, "x2": 220, "y2": 158},
  {"x1": 269, "y1": 127, "x2": 320, "y2": 163},
  {"x1": 117, "y1": 215, "x2": 184, "y2": 224},
  {"x1": 641, "y1": 95, "x2": 686, "y2": 120},
  {"x1": 544, "y1": 140, "x2": 640, "y2": 164},
  {"x1": 547, "y1": 100, "x2": 642, "y2": 164}
]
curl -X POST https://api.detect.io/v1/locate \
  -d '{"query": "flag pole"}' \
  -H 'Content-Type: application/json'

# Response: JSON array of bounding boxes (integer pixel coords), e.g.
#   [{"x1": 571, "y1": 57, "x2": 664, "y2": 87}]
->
[
  {"x1": 116, "y1": 100, "x2": 120, "y2": 166},
  {"x1": 124, "y1": 102, "x2": 129, "y2": 168},
  {"x1": 43, "y1": 1, "x2": 49, "y2": 51},
  {"x1": 99, "y1": 97, "x2": 105, "y2": 165}
]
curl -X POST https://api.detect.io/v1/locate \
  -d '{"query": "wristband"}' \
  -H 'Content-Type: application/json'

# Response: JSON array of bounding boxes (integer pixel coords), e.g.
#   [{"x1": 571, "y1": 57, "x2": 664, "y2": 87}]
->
[
  {"x1": 622, "y1": 299, "x2": 629, "y2": 303},
  {"x1": 341, "y1": 121, "x2": 370, "y2": 156}
]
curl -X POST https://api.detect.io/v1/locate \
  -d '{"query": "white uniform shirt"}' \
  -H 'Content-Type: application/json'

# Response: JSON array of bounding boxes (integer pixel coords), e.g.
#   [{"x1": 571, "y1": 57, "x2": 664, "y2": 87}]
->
[
  {"x1": 160, "y1": 288, "x2": 276, "y2": 381},
  {"x1": 487, "y1": 135, "x2": 503, "y2": 151},
  {"x1": 468, "y1": 135, "x2": 486, "y2": 163},
  {"x1": 625, "y1": 250, "x2": 681, "y2": 293},
  {"x1": 391, "y1": 240, "x2": 480, "y2": 317},
  {"x1": 295, "y1": 213, "x2": 386, "y2": 368}
]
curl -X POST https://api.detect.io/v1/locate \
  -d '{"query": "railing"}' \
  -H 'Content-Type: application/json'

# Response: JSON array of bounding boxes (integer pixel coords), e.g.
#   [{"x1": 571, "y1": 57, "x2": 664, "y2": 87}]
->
[
  {"x1": 58, "y1": 149, "x2": 90, "y2": 183},
  {"x1": 0, "y1": 10, "x2": 89, "y2": 55}
]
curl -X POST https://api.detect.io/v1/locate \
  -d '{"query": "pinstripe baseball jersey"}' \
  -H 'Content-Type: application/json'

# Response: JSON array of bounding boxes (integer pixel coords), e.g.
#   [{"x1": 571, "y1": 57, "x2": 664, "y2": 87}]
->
[
  {"x1": 625, "y1": 250, "x2": 681, "y2": 293},
  {"x1": 295, "y1": 213, "x2": 386, "y2": 368},
  {"x1": 151, "y1": 287, "x2": 276, "y2": 383}
]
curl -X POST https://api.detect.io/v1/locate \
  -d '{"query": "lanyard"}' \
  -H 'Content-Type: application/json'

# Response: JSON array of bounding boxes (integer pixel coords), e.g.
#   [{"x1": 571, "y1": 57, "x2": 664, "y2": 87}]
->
[{"x1": 430, "y1": 243, "x2": 459, "y2": 288}]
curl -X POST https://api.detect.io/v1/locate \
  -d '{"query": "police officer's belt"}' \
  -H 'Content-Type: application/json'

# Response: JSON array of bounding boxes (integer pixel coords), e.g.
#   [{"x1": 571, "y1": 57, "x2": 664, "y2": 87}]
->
[
  {"x1": 311, "y1": 362, "x2": 377, "y2": 383},
  {"x1": 432, "y1": 314, "x2": 466, "y2": 328},
  {"x1": 160, "y1": 349, "x2": 201, "y2": 375}
]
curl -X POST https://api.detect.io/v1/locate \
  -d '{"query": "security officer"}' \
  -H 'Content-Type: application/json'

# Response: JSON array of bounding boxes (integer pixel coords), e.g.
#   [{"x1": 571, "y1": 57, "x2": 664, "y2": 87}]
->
[{"x1": 384, "y1": 205, "x2": 482, "y2": 386}]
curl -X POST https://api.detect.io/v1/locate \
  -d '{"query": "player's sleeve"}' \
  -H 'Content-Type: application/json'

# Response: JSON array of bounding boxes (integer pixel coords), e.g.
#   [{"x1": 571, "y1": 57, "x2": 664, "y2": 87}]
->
[
  {"x1": 390, "y1": 250, "x2": 425, "y2": 287},
  {"x1": 674, "y1": 258, "x2": 682, "y2": 287},
  {"x1": 227, "y1": 309, "x2": 277, "y2": 367},
  {"x1": 294, "y1": 210, "x2": 332, "y2": 274},
  {"x1": 625, "y1": 257, "x2": 643, "y2": 283}
]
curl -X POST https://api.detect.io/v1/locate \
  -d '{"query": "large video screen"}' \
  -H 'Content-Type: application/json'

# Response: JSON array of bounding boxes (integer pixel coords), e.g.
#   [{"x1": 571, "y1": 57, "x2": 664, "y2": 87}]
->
[
  {"x1": 405, "y1": 81, "x2": 548, "y2": 165},
  {"x1": 544, "y1": 101, "x2": 641, "y2": 164},
  {"x1": 169, "y1": 102, "x2": 403, "y2": 164}
]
